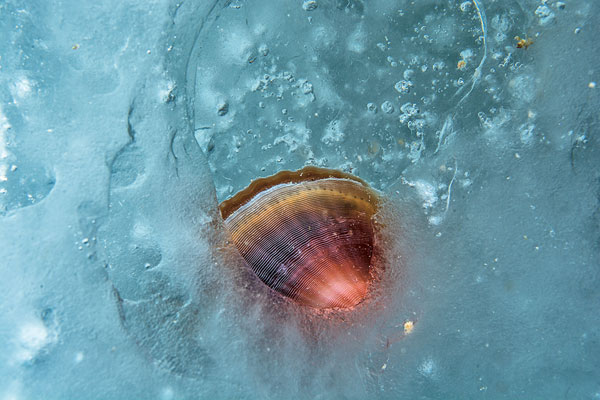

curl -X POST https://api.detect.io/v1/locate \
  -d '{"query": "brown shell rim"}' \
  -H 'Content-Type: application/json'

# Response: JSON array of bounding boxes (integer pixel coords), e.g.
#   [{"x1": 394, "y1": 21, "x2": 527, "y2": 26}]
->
[{"x1": 219, "y1": 166, "x2": 378, "y2": 220}]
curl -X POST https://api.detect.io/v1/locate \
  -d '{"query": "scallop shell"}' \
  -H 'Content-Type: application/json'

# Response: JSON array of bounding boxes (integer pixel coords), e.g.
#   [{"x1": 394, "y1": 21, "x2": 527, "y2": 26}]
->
[{"x1": 220, "y1": 167, "x2": 379, "y2": 309}]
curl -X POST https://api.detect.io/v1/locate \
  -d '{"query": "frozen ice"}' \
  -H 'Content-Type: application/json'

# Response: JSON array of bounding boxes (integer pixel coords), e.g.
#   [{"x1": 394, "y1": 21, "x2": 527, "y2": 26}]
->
[{"x1": 1, "y1": 0, "x2": 599, "y2": 399}]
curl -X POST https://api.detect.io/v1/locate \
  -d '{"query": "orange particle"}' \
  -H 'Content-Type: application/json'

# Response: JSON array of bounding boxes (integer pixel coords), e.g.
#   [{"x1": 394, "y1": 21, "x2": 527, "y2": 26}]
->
[
  {"x1": 404, "y1": 320, "x2": 414, "y2": 335},
  {"x1": 515, "y1": 36, "x2": 534, "y2": 49},
  {"x1": 457, "y1": 60, "x2": 466, "y2": 70}
]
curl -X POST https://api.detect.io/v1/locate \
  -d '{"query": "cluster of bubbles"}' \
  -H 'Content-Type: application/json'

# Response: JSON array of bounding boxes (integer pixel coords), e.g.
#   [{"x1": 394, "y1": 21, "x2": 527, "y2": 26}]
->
[{"x1": 190, "y1": 0, "x2": 575, "y2": 227}]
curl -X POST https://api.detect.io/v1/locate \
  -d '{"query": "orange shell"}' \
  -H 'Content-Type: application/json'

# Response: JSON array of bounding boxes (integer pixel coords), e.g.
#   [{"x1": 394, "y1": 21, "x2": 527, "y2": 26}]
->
[{"x1": 219, "y1": 167, "x2": 379, "y2": 309}]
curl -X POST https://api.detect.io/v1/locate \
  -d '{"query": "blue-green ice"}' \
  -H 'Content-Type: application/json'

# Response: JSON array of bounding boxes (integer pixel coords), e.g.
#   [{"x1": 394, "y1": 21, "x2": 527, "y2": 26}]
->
[{"x1": 1, "y1": 0, "x2": 599, "y2": 398}]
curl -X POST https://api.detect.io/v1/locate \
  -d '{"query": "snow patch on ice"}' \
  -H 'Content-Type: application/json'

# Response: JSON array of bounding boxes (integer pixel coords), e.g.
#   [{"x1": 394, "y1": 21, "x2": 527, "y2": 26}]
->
[
  {"x1": 312, "y1": 25, "x2": 337, "y2": 50},
  {"x1": 160, "y1": 386, "x2": 175, "y2": 400},
  {"x1": 347, "y1": 23, "x2": 367, "y2": 54},
  {"x1": 0, "y1": 108, "x2": 11, "y2": 187},
  {"x1": 509, "y1": 75, "x2": 536, "y2": 104},
  {"x1": 74, "y1": 351, "x2": 84, "y2": 364},
  {"x1": 158, "y1": 79, "x2": 176, "y2": 103},
  {"x1": 418, "y1": 357, "x2": 437, "y2": 378},
  {"x1": 1, "y1": 381, "x2": 22, "y2": 400},
  {"x1": 322, "y1": 119, "x2": 346, "y2": 144},
  {"x1": 220, "y1": 28, "x2": 254, "y2": 65},
  {"x1": 414, "y1": 180, "x2": 438, "y2": 209},
  {"x1": 133, "y1": 222, "x2": 154, "y2": 239},
  {"x1": 10, "y1": 76, "x2": 33, "y2": 103},
  {"x1": 13, "y1": 316, "x2": 58, "y2": 364},
  {"x1": 0, "y1": 108, "x2": 10, "y2": 161}
]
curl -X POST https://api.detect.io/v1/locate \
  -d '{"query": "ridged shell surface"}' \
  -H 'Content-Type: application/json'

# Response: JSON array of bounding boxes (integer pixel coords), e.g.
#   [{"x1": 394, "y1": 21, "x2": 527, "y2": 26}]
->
[{"x1": 220, "y1": 167, "x2": 378, "y2": 309}]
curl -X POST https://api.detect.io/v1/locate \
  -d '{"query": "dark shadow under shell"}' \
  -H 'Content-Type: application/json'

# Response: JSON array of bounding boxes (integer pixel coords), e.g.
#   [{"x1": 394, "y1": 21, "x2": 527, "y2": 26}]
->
[{"x1": 219, "y1": 167, "x2": 379, "y2": 309}]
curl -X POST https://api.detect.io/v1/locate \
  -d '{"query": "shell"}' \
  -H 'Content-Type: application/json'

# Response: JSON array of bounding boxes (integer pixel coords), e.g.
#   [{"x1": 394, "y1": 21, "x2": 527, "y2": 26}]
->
[{"x1": 219, "y1": 167, "x2": 379, "y2": 309}]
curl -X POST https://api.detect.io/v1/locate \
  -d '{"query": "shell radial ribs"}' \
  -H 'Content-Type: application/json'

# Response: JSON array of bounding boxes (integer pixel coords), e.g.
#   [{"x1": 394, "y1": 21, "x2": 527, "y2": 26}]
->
[{"x1": 219, "y1": 167, "x2": 379, "y2": 309}]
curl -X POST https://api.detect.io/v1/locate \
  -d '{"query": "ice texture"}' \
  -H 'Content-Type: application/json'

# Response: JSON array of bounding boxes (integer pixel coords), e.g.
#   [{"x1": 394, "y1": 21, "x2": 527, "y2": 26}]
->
[{"x1": 1, "y1": 0, "x2": 599, "y2": 399}]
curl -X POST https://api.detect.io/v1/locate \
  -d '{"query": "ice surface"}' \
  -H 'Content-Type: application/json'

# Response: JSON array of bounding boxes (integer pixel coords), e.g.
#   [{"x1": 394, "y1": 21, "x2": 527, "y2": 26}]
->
[{"x1": 1, "y1": 0, "x2": 599, "y2": 398}]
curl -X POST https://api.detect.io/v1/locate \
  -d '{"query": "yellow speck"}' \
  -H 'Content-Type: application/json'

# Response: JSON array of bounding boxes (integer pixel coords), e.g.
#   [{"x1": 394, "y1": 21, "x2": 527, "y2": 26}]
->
[
  {"x1": 381, "y1": 363, "x2": 387, "y2": 370},
  {"x1": 72, "y1": 44, "x2": 79, "y2": 50},
  {"x1": 457, "y1": 60, "x2": 466, "y2": 70},
  {"x1": 397, "y1": 138, "x2": 405, "y2": 146},
  {"x1": 589, "y1": 82, "x2": 597, "y2": 89},
  {"x1": 523, "y1": 235, "x2": 528, "y2": 240},
  {"x1": 515, "y1": 36, "x2": 534, "y2": 49},
  {"x1": 404, "y1": 320, "x2": 414, "y2": 335}
]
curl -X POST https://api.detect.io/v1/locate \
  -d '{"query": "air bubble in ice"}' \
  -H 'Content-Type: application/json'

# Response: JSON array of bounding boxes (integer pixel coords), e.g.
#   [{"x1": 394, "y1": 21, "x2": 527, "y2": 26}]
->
[
  {"x1": 459, "y1": 1, "x2": 472, "y2": 12},
  {"x1": 394, "y1": 80, "x2": 413, "y2": 94},
  {"x1": 301, "y1": 81, "x2": 313, "y2": 94},
  {"x1": 217, "y1": 101, "x2": 229, "y2": 116},
  {"x1": 535, "y1": 5, "x2": 555, "y2": 26},
  {"x1": 400, "y1": 102, "x2": 419, "y2": 116},
  {"x1": 381, "y1": 101, "x2": 395, "y2": 114},
  {"x1": 519, "y1": 123, "x2": 535, "y2": 145},
  {"x1": 432, "y1": 61, "x2": 445, "y2": 71},
  {"x1": 302, "y1": 0, "x2": 318, "y2": 11}
]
